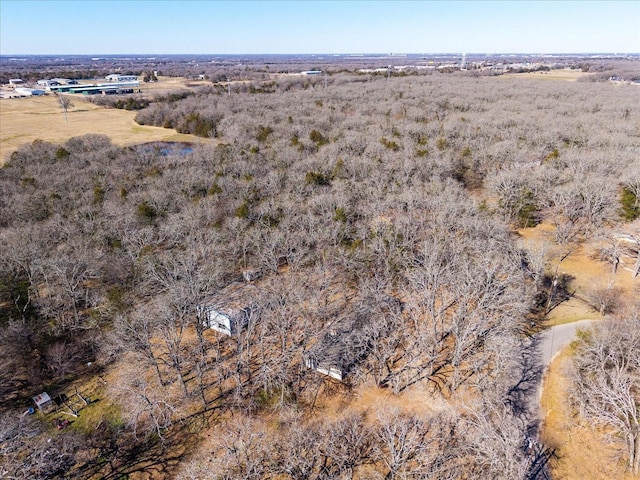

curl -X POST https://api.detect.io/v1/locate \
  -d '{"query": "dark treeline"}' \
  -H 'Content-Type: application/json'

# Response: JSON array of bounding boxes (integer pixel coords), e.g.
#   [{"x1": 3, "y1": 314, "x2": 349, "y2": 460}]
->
[{"x1": 1, "y1": 73, "x2": 639, "y2": 478}]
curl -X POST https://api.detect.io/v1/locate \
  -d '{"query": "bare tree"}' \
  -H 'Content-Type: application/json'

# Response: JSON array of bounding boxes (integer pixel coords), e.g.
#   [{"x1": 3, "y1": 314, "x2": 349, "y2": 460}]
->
[
  {"x1": 58, "y1": 93, "x2": 73, "y2": 122},
  {"x1": 373, "y1": 406, "x2": 456, "y2": 479},
  {"x1": 571, "y1": 311, "x2": 640, "y2": 474}
]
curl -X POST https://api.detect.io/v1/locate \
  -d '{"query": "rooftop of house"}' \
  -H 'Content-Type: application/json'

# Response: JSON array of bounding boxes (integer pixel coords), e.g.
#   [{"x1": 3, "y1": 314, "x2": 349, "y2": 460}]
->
[{"x1": 201, "y1": 282, "x2": 262, "y2": 315}]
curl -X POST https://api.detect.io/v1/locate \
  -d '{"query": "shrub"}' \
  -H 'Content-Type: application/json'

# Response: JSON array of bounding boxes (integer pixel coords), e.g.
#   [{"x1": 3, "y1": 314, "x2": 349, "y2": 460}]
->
[
  {"x1": 436, "y1": 137, "x2": 448, "y2": 150},
  {"x1": 93, "y1": 186, "x2": 105, "y2": 205},
  {"x1": 208, "y1": 182, "x2": 223, "y2": 195},
  {"x1": 544, "y1": 148, "x2": 559, "y2": 162},
  {"x1": 309, "y1": 129, "x2": 329, "y2": 147},
  {"x1": 136, "y1": 201, "x2": 157, "y2": 224},
  {"x1": 416, "y1": 134, "x2": 428, "y2": 146},
  {"x1": 235, "y1": 202, "x2": 250, "y2": 219},
  {"x1": 516, "y1": 197, "x2": 540, "y2": 228},
  {"x1": 620, "y1": 187, "x2": 640, "y2": 221},
  {"x1": 55, "y1": 147, "x2": 70, "y2": 160},
  {"x1": 380, "y1": 137, "x2": 400, "y2": 151},
  {"x1": 114, "y1": 97, "x2": 150, "y2": 110},
  {"x1": 332, "y1": 158, "x2": 345, "y2": 179},
  {"x1": 305, "y1": 171, "x2": 332, "y2": 186},
  {"x1": 256, "y1": 125, "x2": 274, "y2": 142},
  {"x1": 333, "y1": 207, "x2": 348, "y2": 223},
  {"x1": 21, "y1": 176, "x2": 36, "y2": 187}
]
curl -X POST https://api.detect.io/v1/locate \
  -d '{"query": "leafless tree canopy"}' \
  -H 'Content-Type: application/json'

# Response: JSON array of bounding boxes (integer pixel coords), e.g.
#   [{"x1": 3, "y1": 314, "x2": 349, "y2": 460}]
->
[
  {"x1": 572, "y1": 311, "x2": 640, "y2": 475},
  {"x1": 1, "y1": 66, "x2": 639, "y2": 478}
]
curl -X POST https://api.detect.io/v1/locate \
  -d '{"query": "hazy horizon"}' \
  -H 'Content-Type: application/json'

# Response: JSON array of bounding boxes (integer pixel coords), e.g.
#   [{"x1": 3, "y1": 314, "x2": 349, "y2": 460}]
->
[{"x1": 2, "y1": 52, "x2": 638, "y2": 57}]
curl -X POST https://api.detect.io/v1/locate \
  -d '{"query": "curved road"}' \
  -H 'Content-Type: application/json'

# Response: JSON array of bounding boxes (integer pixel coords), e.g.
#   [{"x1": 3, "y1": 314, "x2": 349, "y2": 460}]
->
[
  {"x1": 530, "y1": 319, "x2": 596, "y2": 444},
  {"x1": 537, "y1": 319, "x2": 595, "y2": 369}
]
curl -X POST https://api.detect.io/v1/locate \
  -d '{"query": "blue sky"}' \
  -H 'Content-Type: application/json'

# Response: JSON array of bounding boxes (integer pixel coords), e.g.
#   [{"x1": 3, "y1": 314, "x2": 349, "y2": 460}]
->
[{"x1": 1, "y1": 1, "x2": 638, "y2": 55}]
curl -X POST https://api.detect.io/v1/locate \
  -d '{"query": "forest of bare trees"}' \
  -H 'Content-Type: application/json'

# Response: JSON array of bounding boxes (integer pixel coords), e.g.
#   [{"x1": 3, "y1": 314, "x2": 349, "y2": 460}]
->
[{"x1": 1, "y1": 70, "x2": 639, "y2": 478}]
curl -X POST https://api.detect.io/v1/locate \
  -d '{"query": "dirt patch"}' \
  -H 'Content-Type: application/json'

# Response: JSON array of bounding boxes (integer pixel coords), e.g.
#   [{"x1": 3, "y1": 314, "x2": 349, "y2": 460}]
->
[{"x1": 541, "y1": 350, "x2": 635, "y2": 480}]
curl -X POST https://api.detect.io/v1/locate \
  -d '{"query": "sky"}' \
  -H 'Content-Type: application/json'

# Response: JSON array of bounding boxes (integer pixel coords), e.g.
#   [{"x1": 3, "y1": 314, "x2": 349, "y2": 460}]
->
[{"x1": 1, "y1": 0, "x2": 639, "y2": 55}]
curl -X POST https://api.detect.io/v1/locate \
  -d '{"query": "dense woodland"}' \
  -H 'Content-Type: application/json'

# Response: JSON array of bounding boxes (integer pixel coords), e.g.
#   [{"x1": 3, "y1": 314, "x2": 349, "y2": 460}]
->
[{"x1": 1, "y1": 71, "x2": 639, "y2": 479}]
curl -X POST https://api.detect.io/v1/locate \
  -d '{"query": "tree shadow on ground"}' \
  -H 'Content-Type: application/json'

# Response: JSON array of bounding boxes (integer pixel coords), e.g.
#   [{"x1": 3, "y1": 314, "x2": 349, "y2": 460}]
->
[{"x1": 70, "y1": 410, "x2": 211, "y2": 480}]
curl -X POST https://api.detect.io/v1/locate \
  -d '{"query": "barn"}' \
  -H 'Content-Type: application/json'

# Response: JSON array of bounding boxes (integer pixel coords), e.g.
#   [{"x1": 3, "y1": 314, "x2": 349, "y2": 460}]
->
[{"x1": 105, "y1": 74, "x2": 138, "y2": 82}]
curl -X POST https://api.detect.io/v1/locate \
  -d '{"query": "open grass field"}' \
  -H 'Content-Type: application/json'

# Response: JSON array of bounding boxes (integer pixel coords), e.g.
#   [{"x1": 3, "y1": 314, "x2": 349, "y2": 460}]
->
[
  {"x1": 501, "y1": 69, "x2": 589, "y2": 81},
  {"x1": 0, "y1": 82, "x2": 207, "y2": 165}
]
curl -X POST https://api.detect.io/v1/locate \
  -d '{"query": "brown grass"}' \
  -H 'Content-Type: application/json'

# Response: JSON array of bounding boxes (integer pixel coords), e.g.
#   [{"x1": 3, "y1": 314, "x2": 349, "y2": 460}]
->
[
  {"x1": 541, "y1": 350, "x2": 635, "y2": 480},
  {"x1": 501, "y1": 69, "x2": 588, "y2": 81},
  {"x1": 519, "y1": 223, "x2": 639, "y2": 326},
  {"x1": 0, "y1": 84, "x2": 206, "y2": 165}
]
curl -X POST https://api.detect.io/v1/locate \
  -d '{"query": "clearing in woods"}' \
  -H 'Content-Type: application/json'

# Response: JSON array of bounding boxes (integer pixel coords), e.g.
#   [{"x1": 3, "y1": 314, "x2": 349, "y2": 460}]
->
[
  {"x1": 501, "y1": 69, "x2": 589, "y2": 81},
  {"x1": 0, "y1": 77, "x2": 209, "y2": 165},
  {"x1": 522, "y1": 223, "x2": 639, "y2": 479},
  {"x1": 519, "y1": 222, "x2": 639, "y2": 326}
]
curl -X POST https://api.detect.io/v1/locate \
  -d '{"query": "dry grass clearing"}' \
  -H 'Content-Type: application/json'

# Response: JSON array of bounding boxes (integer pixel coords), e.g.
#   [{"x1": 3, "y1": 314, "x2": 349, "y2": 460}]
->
[
  {"x1": 501, "y1": 69, "x2": 588, "y2": 81},
  {"x1": 541, "y1": 350, "x2": 635, "y2": 480},
  {"x1": 0, "y1": 92, "x2": 204, "y2": 165},
  {"x1": 519, "y1": 223, "x2": 639, "y2": 326}
]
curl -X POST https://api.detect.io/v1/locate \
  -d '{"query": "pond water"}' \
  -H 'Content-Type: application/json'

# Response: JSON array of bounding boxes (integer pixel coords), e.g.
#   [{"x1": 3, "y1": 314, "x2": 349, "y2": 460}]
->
[{"x1": 135, "y1": 141, "x2": 194, "y2": 156}]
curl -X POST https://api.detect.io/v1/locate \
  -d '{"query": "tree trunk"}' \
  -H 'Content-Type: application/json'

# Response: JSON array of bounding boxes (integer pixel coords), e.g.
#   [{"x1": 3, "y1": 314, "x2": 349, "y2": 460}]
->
[{"x1": 633, "y1": 430, "x2": 640, "y2": 475}]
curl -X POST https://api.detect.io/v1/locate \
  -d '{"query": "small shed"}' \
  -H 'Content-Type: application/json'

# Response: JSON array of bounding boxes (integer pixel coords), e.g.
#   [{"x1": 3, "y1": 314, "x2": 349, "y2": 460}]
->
[
  {"x1": 198, "y1": 283, "x2": 260, "y2": 336},
  {"x1": 32, "y1": 392, "x2": 55, "y2": 412}
]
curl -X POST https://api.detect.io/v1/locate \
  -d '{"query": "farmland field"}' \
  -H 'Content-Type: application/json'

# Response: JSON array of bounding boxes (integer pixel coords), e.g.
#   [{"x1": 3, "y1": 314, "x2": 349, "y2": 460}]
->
[{"x1": 0, "y1": 81, "x2": 205, "y2": 165}]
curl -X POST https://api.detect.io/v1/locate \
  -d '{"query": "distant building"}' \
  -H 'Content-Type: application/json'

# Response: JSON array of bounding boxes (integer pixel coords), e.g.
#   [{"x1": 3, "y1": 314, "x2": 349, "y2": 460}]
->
[
  {"x1": 32, "y1": 392, "x2": 55, "y2": 412},
  {"x1": 105, "y1": 74, "x2": 138, "y2": 82},
  {"x1": 8, "y1": 79, "x2": 24, "y2": 86},
  {"x1": 52, "y1": 78, "x2": 78, "y2": 85},
  {"x1": 37, "y1": 79, "x2": 60, "y2": 87},
  {"x1": 301, "y1": 70, "x2": 322, "y2": 75},
  {"x1": 14, "y1": 87, "x2": 46, "y2": 96}
]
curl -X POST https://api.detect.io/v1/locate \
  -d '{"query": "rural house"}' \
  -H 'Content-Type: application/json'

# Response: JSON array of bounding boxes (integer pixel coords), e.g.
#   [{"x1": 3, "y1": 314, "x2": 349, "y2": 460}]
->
[
  {"x1": 305, "y1": 294, "x2": 402, "y2": 381},
  {"x1": 198, "y1": 282, "x2": 261, "y2": 336},
  {"x1": 305, "y1": 307, "x2": 382, "y2": 382}
]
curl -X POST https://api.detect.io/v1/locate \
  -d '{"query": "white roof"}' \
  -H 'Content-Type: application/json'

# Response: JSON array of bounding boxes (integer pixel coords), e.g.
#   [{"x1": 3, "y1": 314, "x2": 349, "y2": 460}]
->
[{"x1": 32, "y1": 391, "x2": 52, "y2": 408}]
